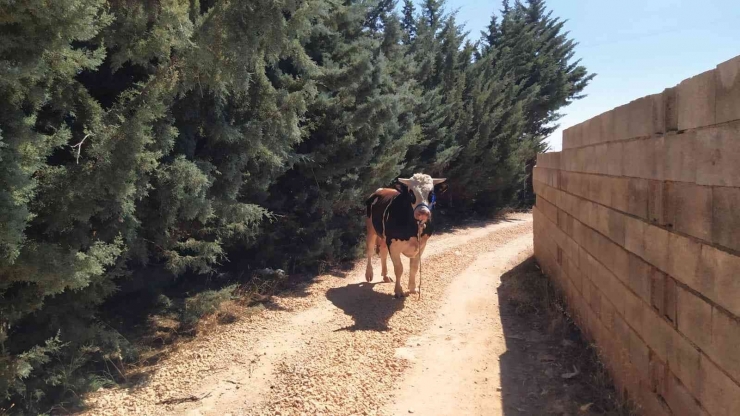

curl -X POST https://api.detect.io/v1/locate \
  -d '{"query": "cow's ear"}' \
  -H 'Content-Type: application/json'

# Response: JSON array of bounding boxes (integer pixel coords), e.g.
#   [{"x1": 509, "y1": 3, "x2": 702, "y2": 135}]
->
[
  {"x1": 434, "y1": 182, "x2": 449, "y2": 194},
  {"x1": 391, "y1": 178, "x2": 407, "y2": 192},
  {"x1": 432, "y1": 178, "x2": 446, "y2": 185}
]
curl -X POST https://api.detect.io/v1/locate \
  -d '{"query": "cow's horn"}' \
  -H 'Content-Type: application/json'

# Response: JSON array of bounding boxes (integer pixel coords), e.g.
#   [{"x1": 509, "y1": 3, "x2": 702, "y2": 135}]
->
[{"x1": 432, "y1": 178, "x2": 447, "y2": 185}]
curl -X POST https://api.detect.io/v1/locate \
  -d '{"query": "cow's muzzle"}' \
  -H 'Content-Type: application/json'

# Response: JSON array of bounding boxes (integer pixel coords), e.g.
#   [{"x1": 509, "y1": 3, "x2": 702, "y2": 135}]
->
[{"x1": 414, "y1": 204, "x2": 431, "y2": 223}]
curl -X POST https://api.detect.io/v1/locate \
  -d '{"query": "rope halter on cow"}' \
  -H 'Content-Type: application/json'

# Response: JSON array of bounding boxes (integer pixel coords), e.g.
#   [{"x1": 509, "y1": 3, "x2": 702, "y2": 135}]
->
[{"x1": 416, "y1": 220, "x2": 426, "y2": 300}]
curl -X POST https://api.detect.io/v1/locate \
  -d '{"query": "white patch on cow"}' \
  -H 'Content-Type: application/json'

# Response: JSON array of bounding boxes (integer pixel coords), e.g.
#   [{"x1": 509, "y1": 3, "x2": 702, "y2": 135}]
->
[{"x1": 399, "y1": 173, "x2": 435, "y2": 211}]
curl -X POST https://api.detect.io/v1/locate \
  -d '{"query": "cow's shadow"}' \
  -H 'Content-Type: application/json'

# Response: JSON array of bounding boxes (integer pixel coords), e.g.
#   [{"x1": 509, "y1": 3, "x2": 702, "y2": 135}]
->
[{"x1": 326, "y1": 282, "x2": 405, "y2": 332}]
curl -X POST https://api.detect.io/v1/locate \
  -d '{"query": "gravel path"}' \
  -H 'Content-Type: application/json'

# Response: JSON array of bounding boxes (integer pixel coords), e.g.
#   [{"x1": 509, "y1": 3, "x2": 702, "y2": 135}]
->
[{"x1": 81, "y1": 213, "x2": 534, "y2": 416}]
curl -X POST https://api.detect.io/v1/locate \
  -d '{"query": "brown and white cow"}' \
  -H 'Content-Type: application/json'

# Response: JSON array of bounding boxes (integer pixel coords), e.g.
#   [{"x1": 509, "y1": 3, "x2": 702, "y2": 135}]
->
[{"x1": 364, "y1": 173, "x2": 447, "y2": 298}]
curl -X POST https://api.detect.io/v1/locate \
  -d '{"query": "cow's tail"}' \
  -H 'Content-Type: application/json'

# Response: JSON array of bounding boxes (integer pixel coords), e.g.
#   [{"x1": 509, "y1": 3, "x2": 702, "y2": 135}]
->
[{"x1": 365, "y1": 193, "x2": 378, "y2": 218}]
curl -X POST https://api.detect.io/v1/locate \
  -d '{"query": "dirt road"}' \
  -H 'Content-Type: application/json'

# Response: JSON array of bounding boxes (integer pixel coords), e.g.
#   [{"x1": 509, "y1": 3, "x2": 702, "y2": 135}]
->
[{"x1": 83, "y1": 213, "x2": 618, "y2": 416}]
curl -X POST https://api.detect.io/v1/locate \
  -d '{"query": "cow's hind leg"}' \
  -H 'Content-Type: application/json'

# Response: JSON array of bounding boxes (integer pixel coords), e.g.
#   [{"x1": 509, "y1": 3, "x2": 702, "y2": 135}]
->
[
  {"x1": 389, "y1": 241, "x2": 405, "y2": 298},
  {"x1": 365, "y1": 218, "x2": 376, "y2": 282},
  {"x1": 380, "y1": 240, "x2": 392, "y2": 282}
]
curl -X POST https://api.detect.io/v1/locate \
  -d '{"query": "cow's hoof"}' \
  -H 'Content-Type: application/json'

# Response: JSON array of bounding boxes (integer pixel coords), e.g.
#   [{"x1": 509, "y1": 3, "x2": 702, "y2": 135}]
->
[
  {"x1": 365, "y1": 272, "x2": 373, "y2": 282},
  {"x1": 382, "y1": 276, "x2": 392, "y2": 283},
  {"x1": 394, "y1": 292, "x2": 407, "y2": 299},
  {"x1": 409, "y1": 289, "x2": 419, "y2": 295}
]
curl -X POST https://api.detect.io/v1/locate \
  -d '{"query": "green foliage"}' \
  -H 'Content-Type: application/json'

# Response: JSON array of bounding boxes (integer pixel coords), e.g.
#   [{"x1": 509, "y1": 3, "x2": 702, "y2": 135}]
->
[{"x1": 0, "y1": 0, "x2": 592, "y2": 412}]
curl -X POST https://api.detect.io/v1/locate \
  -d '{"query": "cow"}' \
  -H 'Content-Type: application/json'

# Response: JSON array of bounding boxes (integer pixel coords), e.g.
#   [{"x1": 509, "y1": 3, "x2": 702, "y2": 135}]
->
[{"x1": 364, "y1": 173, "x2": 447, "y2": 298}]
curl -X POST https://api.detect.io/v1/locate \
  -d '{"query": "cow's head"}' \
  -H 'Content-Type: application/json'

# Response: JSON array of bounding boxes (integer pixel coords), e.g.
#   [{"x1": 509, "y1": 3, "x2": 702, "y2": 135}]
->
[{"x1": 396, "y1": 173, "x2": 447, "y2": 224}]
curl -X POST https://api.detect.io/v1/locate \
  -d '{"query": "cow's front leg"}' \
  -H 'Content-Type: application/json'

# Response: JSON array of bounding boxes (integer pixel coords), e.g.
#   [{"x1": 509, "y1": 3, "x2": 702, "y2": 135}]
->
[
  {"x1": 408, "y1": 237, "x2": 428, "y2": 295},
  {"x1": 380, "y1": 242, "x2": 392, "y2": 282},
  {"x1": 389, "y1": 241, "x2": 405, "y2": 298}
]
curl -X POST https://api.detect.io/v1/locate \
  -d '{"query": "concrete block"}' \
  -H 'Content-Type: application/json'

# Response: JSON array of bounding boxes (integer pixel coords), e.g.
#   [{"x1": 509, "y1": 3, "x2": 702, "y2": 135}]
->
[
  {"x1": 599, "y1": 109, "x2": 615, "y2": 144},
  {"x1": 637, "y1": 388, "x2": 673, "y2": 416},
  {"x1": 664, "y1": 277, "x2": 677, "y2": 325},
  {"x1": 561, "y1": 148, "x2": 575, "y2": 171},
  {"x1": 610, "y1": 177, "x2": 629, "y2": 213},
  {"x1": 648, "y1": 180, "x2": 667, "y2": 226},
  {"x1": 677, "y1": 69, "x2": 716, "y2": 131},
  {"x1": 664, "y1": 373, "x2": 708, "y2": 416},
  {"x1": 650, "y1": 268, "x2": 666, "y2": 313},
  {"x1": 624, "y1": 216, "x2": 646, "y2": 259},
  {"x1": 650, "y1": 93, "x2": 667, "y2": 135},
  {"x1": 625, "y1": 288, "x2": 646, "y2": 338},
  {"x1": 594, "y1": 176, "x2": 611, "y2": 206},
  {"x1": 698, "y1": 245, "x2": 740, "y2": 317},
  {"x1": 666, "y1": 233, "x2": 701, "y2": 289},
  {"x1": 628, "y1": 252, "x2": 653, "y2": 302},
  {"x1": 581, "y1": 117, "x2": 598, "y2": 146},
  {"x1": 677, "y1": 286, "x2": 712, "y2": 352},
  {"x1": 623, "y1": 138, "x2": 663, "y2": 180},
  {"x1": 537, "y1": 195, "x2": 558, "y2": 224},
  {"x1": 643, "y1": 301, "x2": 675, "y2": 361},
  {"x1": 712, "y1": 187, "x2": 740, "y2": 252},
  {"x1": 669, "y1": 330, "x2": 702, "y2": 397},
  {"x1": 711, "y1": 308, "x2": 740, "y2": 384},
  {"x1": 644, "y1": 225, "x2": 670, "y2": 272},
  {"x1": 612, "y1": 245, "x2": 630, "y2": 285},
  {"x1": 533, "y1": 179, "x2": 543, "y2": 196},
  {"x1": 663, "y1": 131, "x2": 697, "y2": 183},
  {"x1": 592, "y1": 203, "x2": 609, "y2": 238},
  {"x1": 600, "y1": 294, "x2": 615, "y2": 331},
  {"x1": 608, "y1": 209, "x2": 626, "y2": 247},
  {"x1": 699, "y1": 354, "x2": 740, "y2": 416},
  {"x1": 614, "y1": 96, "x2": 655, "y2": 141},
  {"x1": 664, "y1": 182, "x2": 712, "y2": 242},
  {"x1": 536, "y1": 154, "x2": 546, "y2": 168},
  {"x1": 696, "y1": 122, "x2": 740, "y2": 187},
  {"x1": 630, "y1": 328, "x2": 651, "y2": 382},
  {"x1": 593, "y1": 143, "x2": 609, "y2": 174},
  {"x1": 606, "y1": 141, "x2": 623, "y2": 176},
  {"x1": 627, "y1": 178, "x2": 649, "y2": 220},
  {"x1": 563, "y1": 123, "x2": 584, "y2": 149},
  {"x1": 663, "y1": 86, "x2": 678, "y2": 132},
  {"x1": 649, "y1": 353, "x2": 668, "y2": 395},
  {"x1": 716, "y1": 55, "x2": 740, "y2": 124}
]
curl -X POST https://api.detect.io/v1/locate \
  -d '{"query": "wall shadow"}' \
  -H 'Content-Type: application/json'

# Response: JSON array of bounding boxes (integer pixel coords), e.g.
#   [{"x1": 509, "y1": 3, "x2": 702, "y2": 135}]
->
[
  {"x1": 326, "y1": 282, "x2": 405, "y2": 332},
  {"x1": 496, "y1": 256, "x2": 627, "y2": 416}
]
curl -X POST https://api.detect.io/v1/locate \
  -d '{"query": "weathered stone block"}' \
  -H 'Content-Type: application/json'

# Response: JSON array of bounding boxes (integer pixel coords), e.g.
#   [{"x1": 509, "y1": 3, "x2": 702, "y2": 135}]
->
[
  {"x1": 698, "y1": 245, "x2": 740, "y2": 317},
  {"x1": 649, "y1": 353, "x2": 667, "y2": 396},
  {"x1": 627, "y1": 178, "x2": 649, "y2": 219},
  {"x1": 716, "y1": 55, "x2": 740, "y2": 124},
  {"x1": 663, "y1": 131, "x2": 697, "y2": 183},
  {"x1": 610, "y1": 177, "x2": 629, "y2": 213},
  {"x1": 537, "y1": 195, "x2": 558, "y2": 224},
  {"x1": 606, "y1": 141, "x2": 623, "y2": 176},
  {"x1": 664, "y1": 182, "x2": 712, "y2": 241},
  {"x1": 677, "y1": 69, "x2": 716, "y2": 131},
  {"x1": 643, "y1": 225, "x2": 670, "y2": 272},
  {"x1": 669, "y1": 329, "x2": 702, "y2": 397},
  {"x1": 648, "y1": 180, "x2": 667, "y2": 226},
  {"x1": 666, "y1": 233, "x2": 701, "y2": 289},
  {"x1": 663, "y1": 87, "x2": 678, "y2": 132},
  {"x1": 664, "y1": 277, "x2": 677, "y2": 325},
  {"x1": 650, "y1": 93, "x2": 667, "y2": 134},
  {"x1": 676, "y1": 286, "x2": 712, "y2": 352},
  {"x1": 563, "y1": 123, "x2": 583, "y2": 149},
  {"x1": 650, "y1": 268, "x2": 665, "y2": 313},
  {"x1": 593, "y1": 143, "x2": 609, "y2": 174},
  {"x1": 628, "y1": 252, "x2": 652, "y2": 302},
  {"x1": 710, "y1": 308, "x2": 740, "y2": 385},
  {"x1": 607, "y1": 209, "x2": 626, "y2": 247},
  {"x1": 623, "y1": 138, "x2": 663, "y2": 180},
  {"x1": 664, "y1": 373, "x2": 707, "y2": 416},
  {"x1": 699, "y1": 354, "x2": 740, "y2": 416},
  {"x1": 624, "y1": 216, "x2": 646, "y2": 259},
  {"x1": 592, "y1": 202, "x2": 609, "y2": 237},
  {"x1": 624, "y1": 286, "x2": 646, "y2": 334},
  {"x1": 712, "y1": 187, "x2": 740, "y2": 252}
]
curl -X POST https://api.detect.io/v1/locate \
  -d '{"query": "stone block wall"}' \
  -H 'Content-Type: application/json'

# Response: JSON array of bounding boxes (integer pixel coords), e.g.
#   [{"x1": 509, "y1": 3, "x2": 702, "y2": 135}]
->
[{"x1": 533, "y1": 54, "x2": 740, "y2": 416}]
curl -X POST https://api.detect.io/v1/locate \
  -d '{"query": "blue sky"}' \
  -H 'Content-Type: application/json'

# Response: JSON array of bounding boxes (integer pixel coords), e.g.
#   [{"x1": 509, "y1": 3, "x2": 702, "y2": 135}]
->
[{"x1": 443, "y1": 0, "x2": 740, "y2": 151}]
